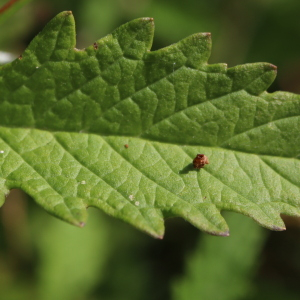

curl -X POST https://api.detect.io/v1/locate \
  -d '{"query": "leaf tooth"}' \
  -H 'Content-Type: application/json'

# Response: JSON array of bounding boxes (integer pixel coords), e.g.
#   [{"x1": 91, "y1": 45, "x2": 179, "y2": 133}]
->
[
  {"x1": 167, "y1": 201, "x2": 229, "y2": 236},
  {"x1": 24, "y1": 11, "x2": 76, "y2": 63},
  {"x1": 229, "y1": 202, "x2": 287, "y2": 232},
  {"x1": 52, "y1": 202, "x2": 87, "y2": 226},
  {"x1": 271, "y1": 225, "x2": 286, "y2": 231},
  {"x1": 210, "y1": 230, "x2": 230, "y2": 237},
  {"x1": 174, "y1": 32, "x2": 212, "y2": 68},
  {"x1": 64, "y1": 196, "x2": 88, "y2": 222},
  {"x1": 89, "y1": 199, "x2": 165, "y2": 238},
  {"x1": 227, "y1": 62, "x2": 277, "y2": 95},
  {"x1": 139, "y1": 207, "x2": 165, "y2": 238},
  {"x1": 79, "y1": 222, "x2": 86, "y2": 228},
  {"x1": 110, "y1": 17, "x2": 155, "y2": 59}
]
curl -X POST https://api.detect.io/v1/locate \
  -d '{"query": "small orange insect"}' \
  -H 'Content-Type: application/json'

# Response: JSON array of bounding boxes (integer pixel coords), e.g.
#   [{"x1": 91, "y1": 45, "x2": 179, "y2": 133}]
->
[
  {"x1": 124, "y1": 144, "x2": 129, "y2": 148},
  {"x1": 193, "y1": 154, "x2": 209, "y2": 169}
]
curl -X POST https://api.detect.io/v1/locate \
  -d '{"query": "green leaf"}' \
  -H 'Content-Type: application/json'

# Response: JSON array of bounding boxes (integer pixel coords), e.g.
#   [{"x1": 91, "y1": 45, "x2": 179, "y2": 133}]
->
[{"x1": 0, "y1": 11, "x2": 300, "y2": 238}]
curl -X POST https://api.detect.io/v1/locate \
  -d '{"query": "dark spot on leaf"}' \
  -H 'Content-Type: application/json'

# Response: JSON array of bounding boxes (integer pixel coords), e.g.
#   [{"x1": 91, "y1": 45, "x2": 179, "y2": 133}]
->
[
  {"x1": 93, "y1": 42, "x2": 98, "y2": 50},
  {"x1": 124, "y1": 144, "x2": 129, "y2": 148},
  {"x1": 18, "y1": 55, "x2": 22, "y2": 60}
]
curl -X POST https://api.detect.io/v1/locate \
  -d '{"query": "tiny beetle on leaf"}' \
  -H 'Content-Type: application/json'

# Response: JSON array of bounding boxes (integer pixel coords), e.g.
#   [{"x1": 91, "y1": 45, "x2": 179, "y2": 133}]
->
[{"x1": 193, "y1": 154, "x2": 209, "y2": 169}]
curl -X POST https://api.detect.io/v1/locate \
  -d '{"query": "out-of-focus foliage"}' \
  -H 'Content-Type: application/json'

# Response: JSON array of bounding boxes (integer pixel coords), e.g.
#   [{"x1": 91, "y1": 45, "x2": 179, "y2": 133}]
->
[
  {"x1": 0, "y1": 0, "x2": 33, "y2": 25},
  {"x1": 0, "y1": 0, "x2": 33, "y2": 52},
  {"x1": 172, "y1": 213, "x2": 266, "y2": 300},
  {"x1": 0, "y1": 1, "x2": 300, "y2": 299},
  {"x1": 173, "y1": 213, "x2": 300, "y2": 300},
  {"x1": 32, "y1": 209, "x2": 109, "y2": 300}
]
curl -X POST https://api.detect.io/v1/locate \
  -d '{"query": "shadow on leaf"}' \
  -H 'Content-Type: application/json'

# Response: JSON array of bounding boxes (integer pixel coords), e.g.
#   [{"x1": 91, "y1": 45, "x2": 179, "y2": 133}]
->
[{"x1": 179, "y1": 163, "x2": 199, "y2": 174}]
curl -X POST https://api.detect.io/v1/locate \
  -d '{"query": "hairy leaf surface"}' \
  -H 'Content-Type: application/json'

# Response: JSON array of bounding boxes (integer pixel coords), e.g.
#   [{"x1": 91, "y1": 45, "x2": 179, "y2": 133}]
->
[{"x1": 0, "y1": 11, "x2": 299, "y2": 238}]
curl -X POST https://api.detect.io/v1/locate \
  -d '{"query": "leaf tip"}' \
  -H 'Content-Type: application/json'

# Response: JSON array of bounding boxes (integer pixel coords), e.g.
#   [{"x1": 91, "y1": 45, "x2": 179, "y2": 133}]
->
[
  {"x1": 79, "y1": 222, "x2": 86, "y2": 228},
  {"x1": 203, "y1": 32, "x2": 211, "y2": 37},
  {"x1": 208, "y1": 230, "x2": 230, "y2": 237},
  {"x1": 192, "y1": 32, "x2": 212, "y2": 42},
  {"x1": 57, "y1": 11, "x2": 73, "y2": 20},
  {"x1": 141, "y1": 17, "x2": 154, "y2": 27},
  {"x1": 272, "y1": 225, "x2": 286, "y2": 231},
  {"x1": 146, "y1": 229, "x2": 164, "y2": 239},
  {"x1": 219, "y1": 230, "x2": 230, "y2": 237},
  {"x1": 63, "y1": 11, "x2": 73, "y2": 16}
]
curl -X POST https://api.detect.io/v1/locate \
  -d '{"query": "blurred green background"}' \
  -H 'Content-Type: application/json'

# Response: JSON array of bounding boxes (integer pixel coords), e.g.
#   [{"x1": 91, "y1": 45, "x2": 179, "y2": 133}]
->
[{"x1": 0, "y1": 0, "x2": 300, "y2": 299}]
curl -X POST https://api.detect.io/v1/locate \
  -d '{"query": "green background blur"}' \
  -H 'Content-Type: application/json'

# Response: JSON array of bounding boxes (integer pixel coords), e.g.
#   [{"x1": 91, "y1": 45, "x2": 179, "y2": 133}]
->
[{"x1": 0, "y1": 0, "x2": 300, "y2": 299}]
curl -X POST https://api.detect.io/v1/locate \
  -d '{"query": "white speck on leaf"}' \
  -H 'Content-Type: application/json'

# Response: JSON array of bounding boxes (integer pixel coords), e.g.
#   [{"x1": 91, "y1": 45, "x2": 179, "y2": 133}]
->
[
  {"x1": 135, "y1": 201, "x2": 140, "y2": 206},
  {"x1": 129, "y1": 195, "x2": 134, "y2": 201}
]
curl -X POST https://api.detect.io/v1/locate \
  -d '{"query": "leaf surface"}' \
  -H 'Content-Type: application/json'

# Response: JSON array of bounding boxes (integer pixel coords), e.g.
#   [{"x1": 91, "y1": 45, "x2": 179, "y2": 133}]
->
[{"x1": 0, "y1": 11, "x2": 300, "y2": 238}]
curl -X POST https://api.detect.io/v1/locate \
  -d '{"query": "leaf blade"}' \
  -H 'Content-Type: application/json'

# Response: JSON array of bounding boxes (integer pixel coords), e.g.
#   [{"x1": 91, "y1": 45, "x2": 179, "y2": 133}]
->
[{"x1": 0, "y1": 12, "x2": 299, "y2": 237}]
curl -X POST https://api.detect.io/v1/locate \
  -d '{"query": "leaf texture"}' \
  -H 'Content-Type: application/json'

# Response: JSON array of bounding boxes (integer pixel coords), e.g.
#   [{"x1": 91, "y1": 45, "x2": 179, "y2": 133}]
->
[{"x1": 0, "y1": 11, "x2": 299, "y2": 238}]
